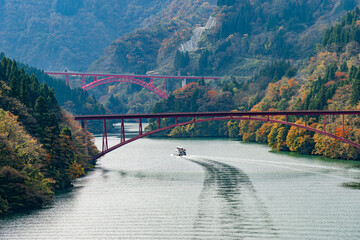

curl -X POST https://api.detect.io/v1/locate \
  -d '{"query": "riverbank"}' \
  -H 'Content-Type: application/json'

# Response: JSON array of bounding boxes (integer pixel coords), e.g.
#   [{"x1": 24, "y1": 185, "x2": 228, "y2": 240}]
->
[{"x1": 0, "y1": 55, "x2": 102, "y2": 216}]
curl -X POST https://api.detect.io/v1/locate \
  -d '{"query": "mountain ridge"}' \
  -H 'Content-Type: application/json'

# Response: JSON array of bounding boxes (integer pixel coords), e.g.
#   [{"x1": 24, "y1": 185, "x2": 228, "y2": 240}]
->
[
  {"x1": 0, "y1": 0, "x2": 172, "y2": 71},
  {"x1": 90, "y1": 0, "x2": 360, "y2": 78}
]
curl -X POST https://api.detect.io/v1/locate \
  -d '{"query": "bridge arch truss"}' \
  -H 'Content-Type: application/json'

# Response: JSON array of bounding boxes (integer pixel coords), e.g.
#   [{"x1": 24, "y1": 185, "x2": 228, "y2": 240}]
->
[
  {"x1": 74, "y1": 110, "x2": 360, "y2": 160},
  {"x1": 45, "y1": 72, "x2": 220, "y2": 99}
]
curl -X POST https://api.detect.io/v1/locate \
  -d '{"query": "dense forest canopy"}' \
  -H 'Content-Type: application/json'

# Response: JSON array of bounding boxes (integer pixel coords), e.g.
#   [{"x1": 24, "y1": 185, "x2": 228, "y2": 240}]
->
[
  {"x1": 20, "y1": 65, "x2": 110, "y2": 133},
  {"x1": 86, "y1": 0, "x2": 359, "y2": 114},
  {"x1": 0, "y1": 54, "x2": 98, "y2": 215},
  {"x1": 92, "y1": 0, "x2": 357, "y2": 77},
  {"x1": 147, "y1": 7, "x2": 360, "y2": 160},
  {"x1": 0, "y1": 0, "x2": 173, "y2": 70}
]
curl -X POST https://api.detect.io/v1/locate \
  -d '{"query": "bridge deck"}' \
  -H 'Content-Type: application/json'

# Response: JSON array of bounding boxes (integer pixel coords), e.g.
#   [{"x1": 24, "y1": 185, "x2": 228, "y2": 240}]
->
[
  {"x1": 45, "y1": 72, "x2": 221, "y2": 80},
  {"x1": 75, "y1": 110, "x2": 360, "y2": 160},
  {"x1": 74, "y1": 110, "x2": 360, "y2": 121}
]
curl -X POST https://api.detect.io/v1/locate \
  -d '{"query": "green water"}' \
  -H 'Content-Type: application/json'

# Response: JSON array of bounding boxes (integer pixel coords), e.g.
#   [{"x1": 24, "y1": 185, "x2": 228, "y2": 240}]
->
[{"x1": 1, "y1": 125, "x2": 360, "y2": 239}]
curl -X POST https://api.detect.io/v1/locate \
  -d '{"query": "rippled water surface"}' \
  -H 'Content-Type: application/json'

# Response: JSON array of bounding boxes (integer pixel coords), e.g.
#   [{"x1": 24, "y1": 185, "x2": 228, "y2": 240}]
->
[{"x1": 1, "y1": 125, "x2": 360, "y2": 239}]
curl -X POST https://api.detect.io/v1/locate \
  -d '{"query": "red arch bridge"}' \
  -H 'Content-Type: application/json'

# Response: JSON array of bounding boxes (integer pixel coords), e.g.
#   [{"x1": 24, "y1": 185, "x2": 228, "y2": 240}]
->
[
  {"x1": 45, "y1": 72, "x2": 220, "y2": 99},
  {"x1": 75, "y1": 110, "x2": 360, "y2": 160}
]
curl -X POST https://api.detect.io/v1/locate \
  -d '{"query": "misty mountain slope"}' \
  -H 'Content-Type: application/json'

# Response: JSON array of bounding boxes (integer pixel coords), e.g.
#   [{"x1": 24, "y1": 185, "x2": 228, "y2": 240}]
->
[{"x1": 0, "y1": 0, "x2": 172, "y2": 71}]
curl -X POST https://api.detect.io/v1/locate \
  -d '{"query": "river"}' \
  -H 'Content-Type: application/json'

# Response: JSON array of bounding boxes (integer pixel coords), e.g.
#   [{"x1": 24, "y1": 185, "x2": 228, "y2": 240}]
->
[{"x1": 1, "y1": 124, "x2": 360, "y2": 239}]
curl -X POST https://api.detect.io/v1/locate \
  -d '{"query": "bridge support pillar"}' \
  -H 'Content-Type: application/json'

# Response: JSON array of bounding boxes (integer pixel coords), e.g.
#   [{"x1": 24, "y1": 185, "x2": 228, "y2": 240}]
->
[
  {"x1": 139, "y1": 118, "x2": 142, "y2": 135},
  {"x1": 121, "y1": 119, "x2": 125, "y2": 143},
  {"x1": 182, "y1": 79, "x2": 186, "y2": 87},
  {"x1": 324, "y1": 115, "x2": 326, "y2": 133},
  {"x1": 167, "y1": 78, "x2": 169, "y2": 96},
  {"x1": 102, "y1": 119, "x2": 108, "y2": 152},
  {"x1": 343, "y1": 114, "x2": 345, "y2": 137},
  {"x1": 82, "y1": 76, "x2": 86, "y2": 88},
  {"x1": 66, "y1": 75, "x2": 71, "y2": 87}
]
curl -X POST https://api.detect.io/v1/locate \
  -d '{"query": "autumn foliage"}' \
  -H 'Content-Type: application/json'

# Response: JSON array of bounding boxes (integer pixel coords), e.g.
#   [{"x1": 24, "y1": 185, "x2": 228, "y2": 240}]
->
[{"x1": 0, "y1": 55, "x2": 98, "y2": 215}]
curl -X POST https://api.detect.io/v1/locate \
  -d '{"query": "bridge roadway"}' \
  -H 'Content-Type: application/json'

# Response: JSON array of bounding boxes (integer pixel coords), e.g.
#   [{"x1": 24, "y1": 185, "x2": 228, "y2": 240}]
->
[
  {"x1": 75, "y1": 110, "x2": 360, "y2": 160},
  {"x1": 45, "y1": 71, "x2": 221, "y2": 99}
]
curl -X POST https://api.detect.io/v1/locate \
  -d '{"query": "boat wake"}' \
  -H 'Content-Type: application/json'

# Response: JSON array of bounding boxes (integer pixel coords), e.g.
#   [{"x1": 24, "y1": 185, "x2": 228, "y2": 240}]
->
[{"x1": 182, "y1": 156, "x2": 278, "y2": 239}]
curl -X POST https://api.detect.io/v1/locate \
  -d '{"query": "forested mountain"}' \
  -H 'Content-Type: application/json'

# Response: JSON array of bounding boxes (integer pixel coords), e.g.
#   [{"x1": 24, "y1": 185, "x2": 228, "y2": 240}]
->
[
  {"x1": 89, "y1": 0, "x2": 217, "y2": 74},
  {"x1": 86, "y1": 0, "x2": 218, "y2": 114},
  {"x1": 148, "y1": 7, "x2": 360, "y2": 160},
  {"x1": 0, "y1": 0, "x2": 172, "y2": 71},
  {"x1": 91, "y1": 0, "x2": 358, "y2": 77},
  {"x1": 197, "y1": 0, "x2": 352, "y2": 76},
  {"x1": 0, "y1": 55, "x2": 98, "y2": 215},
  {"x1": 86, "y1": 0, "x2": 359, "y2": 116}
]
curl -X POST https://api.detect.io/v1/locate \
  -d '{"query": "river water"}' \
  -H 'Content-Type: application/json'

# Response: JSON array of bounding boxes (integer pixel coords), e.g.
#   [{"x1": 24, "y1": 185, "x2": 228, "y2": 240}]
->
[{"x1": 1, "y1": 124, "x2": 360, "y2": 239}]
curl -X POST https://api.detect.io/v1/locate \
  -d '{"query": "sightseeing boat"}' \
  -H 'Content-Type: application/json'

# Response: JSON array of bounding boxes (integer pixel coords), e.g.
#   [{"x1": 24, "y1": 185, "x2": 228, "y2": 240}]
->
[{"x1": 174, "y1": 146, "x2": 186, "y2": 156}]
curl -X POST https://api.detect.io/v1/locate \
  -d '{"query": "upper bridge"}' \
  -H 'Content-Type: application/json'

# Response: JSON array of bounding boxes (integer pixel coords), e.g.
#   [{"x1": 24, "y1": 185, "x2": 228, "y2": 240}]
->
[
  {"x1": 45, "y1": 72, "x2": 220, "y2": 99},
  {"x1": 75, "y1": 110, "x2": 360, "y2": 160}
]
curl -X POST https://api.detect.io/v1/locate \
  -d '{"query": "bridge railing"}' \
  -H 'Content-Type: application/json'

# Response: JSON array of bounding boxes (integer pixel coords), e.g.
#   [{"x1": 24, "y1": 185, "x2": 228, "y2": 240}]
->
[
  {"x1": 75, "y1": 110, "x2": 360, "y2": 160},
  {"x1": 45, "y1": 72, "x2": 221, "y2": 99}
]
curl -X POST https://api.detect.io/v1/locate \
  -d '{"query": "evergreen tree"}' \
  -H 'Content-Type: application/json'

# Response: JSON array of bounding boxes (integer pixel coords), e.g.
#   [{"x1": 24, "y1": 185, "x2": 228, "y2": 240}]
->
[
  {"x1": 10, "y1": 61, "x2": 18, "y2": 80},
  {"x1": 47, "y1": 89, "x2": 59, "y2": 111},
  {"x1": 350, "y1": 69, "x2": 360, "y2": 105},
  {"x1": 349, "y1": 66, "x2": 357, "y2": 80},
  {"x1": 9, "y1": 76, "x2": 19, "y2": 98},
  {"x1": 47, "y1": 113, "x2": 60, "y2": 136},
  {"x1": 322, "y1": 7, "x2": 360, "y2": 49},
  {"x1": 61, "y1": 127, "x2": 73, "y2": 141},
  {"x1": 198, "y1": 77, "x2": 205, "y2": 86},
  {"x1": 174, "y1": 50, "x2": 183, "y2": 70},
  {"x1": 184, "y1": 51, "x2": 190, "y2": 66},
  {"x1": 34, "y1": 96, "x2": 51, "y2": 142},
  {"x1": 174, "y1": 50, "x2": 190, "y2": 71},
  {"x1": 190, "y1": 88, "x2": 200, "y2": 112},
  {"x1": 19, "y1": 78, "x2": 30, "y2": 106},
  {"x1": 40, "y1": 83, "x2": 50, "y2": 99},
  {"x1": 198, "y1": 50, "x2": 209, "y2": 75},
  {"x1": 340, "y1": 62, "x2": 349, "y2": 72},
  {"x1": 0, "y1": 57, "x2": 6, "y2": 80}
]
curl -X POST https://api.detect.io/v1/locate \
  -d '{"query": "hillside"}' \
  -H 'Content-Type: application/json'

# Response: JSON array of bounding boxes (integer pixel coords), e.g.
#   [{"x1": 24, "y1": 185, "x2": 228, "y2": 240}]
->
[
  {"x1": 147, "y1": 7, "x2": 360, "y2": 160},
  {"x1": 90, "y1": 0, "x2": 358, "y2": 77},
  {"x1": 86, "y1": 0, "x2": 218, "y2": 114},
  {"x1": 85, "y1": 0, "x2": 359, "y2": 116},
  {"x1": 0, "y1": 0, "x2": 171, "y2": 71},
  {"x1": 0, "y1": 55, "x2": 98, "y2": 215},
  {"x1": 89, "y1": 0, "x2": 217, "y2": 74},
  {"x1": 21, "y1": 65, "x2": 110, "y2": 133}
]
